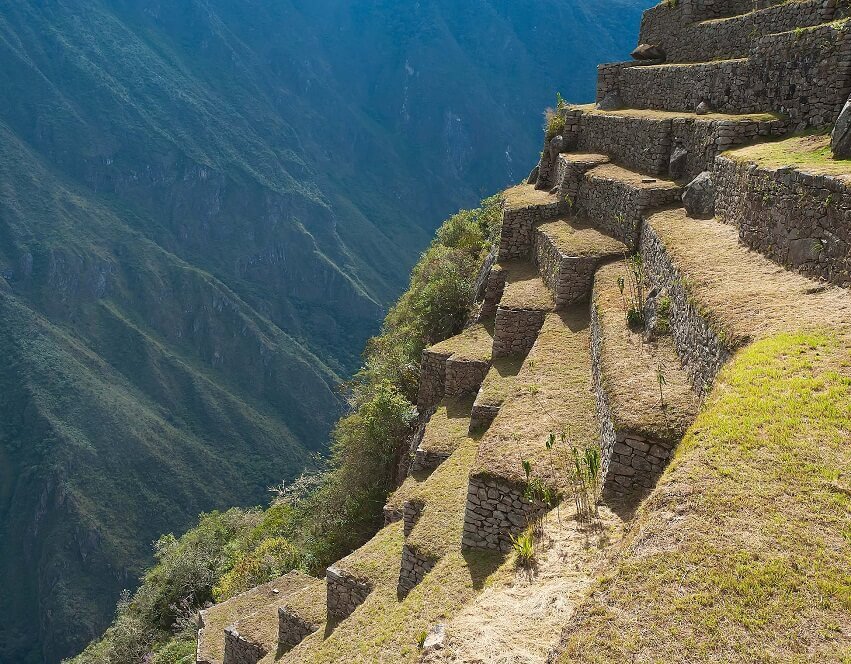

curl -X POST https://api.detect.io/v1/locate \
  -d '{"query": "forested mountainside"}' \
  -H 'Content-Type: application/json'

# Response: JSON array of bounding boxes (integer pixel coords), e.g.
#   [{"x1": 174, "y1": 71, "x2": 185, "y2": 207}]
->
[{"x1": 0, "y1": 1, "x2": 648, "y2": 662}]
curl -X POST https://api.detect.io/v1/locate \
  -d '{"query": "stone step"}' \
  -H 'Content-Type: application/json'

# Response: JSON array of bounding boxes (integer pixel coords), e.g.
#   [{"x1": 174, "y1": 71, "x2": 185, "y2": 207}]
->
[
  {"x1": 277, "y1": 581, "x2": 327, "y2": 653},
  {"x1": 417, "y1": 322, "x2": 493, "y2": 411},
  {"x1": 553, "y1": 105, "x2": 787, "y2": 182},
  {"x1": 196, "y1": 572, "x2": 314, "y2": 664},
  {"x1": 538, "y1": 151, "x2": 609, "y2": 198},
  {"x1": 590, "y1": 261, "x2": 699, "y2": 505},
  {"x1": 533, "y1": 216, "x2": 629, "y2": 308},
  {"x1": 462, "y1": 308, "x2": 598, "y2": 553},
  {"x1": 498, "y1": 184, "x2": 571, "y2": 261},
  {"x1": 641, "y1": 0, "x2": 789, "y2": 27},
  {"x1": 597, "y1": 21, "x2": 851, "y2": 126},
  {"x1": 410, "y1": 396, "x2": 475, "y2": 473},
  {"x1": 223, "y1": 574, "x2": 323, "y2": 664},
  {"x1": 469, "y1": 356, "x2": 524, "y2": 434},
  {"x1": 397, "y1": 432, "x2": 478, "y2": 596},
  {"x1": 575, "y1": 163, "x2": 681, "y2": 248},
  {"x1": 640, "y1": 0, "x2": 839, "y2": 64},
  {"x1": 639, "y1": 208, "x2": 851, "y2": 396},
  {"x1": 491, "y1": 261, "x2": 556, "y2": 359},
  {"x1": 713, "y1": 134, "x2": 851, "y2": 287}
]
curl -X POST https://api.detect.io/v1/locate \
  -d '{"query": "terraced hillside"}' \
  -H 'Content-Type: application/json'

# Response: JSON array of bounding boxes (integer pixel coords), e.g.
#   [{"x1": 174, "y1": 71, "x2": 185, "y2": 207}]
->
[{"x1": 192, "y1": 0, "x2": 851, "y2": 661}]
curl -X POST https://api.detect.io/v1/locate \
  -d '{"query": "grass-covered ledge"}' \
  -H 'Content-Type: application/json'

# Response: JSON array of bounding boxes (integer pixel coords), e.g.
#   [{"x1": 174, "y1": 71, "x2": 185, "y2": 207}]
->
[{"x1": 553, "y1": 329, "x2": 851, "y2": 662}]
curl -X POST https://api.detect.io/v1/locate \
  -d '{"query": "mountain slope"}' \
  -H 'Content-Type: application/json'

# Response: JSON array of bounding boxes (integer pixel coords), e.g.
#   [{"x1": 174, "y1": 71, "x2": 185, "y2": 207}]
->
[{"x1": 0, "y1": 1, "x2": 649, "y2": 661}]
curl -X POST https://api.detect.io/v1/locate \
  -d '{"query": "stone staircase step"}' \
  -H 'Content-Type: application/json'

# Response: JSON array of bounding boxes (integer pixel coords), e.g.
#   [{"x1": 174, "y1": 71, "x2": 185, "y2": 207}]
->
[
  {"x1": 410, "y1": 396, "x2": 476, "y2": 473},
  {"x1": 534, "y1": 216, "x2": 629, "y2": 307},
  {"x1": 469, "y1": 356, "x2": 524, "y2": 434},
  {"x1": 557, "y1": 105, "x2": 787, "y2": 181},
  {"x1": 223, "y1": 573, "x2": 322, "y2": 664},
  {"x1": 640, "y1": 0, "x2": 839, "y2": 64},
  {"x1": 541, "y1": 152, "x2": 609, "y2": 199},
  {"x1": 714, "y1": 134, "x2": 851, "y2": 287},
  {"x1": 462, "y1": 308, "x2": 598, "y2": 552},
  {"x1": 597, "y1": 21, "x2": 851, "y2": 126},
  {"x1": 277, "y1": 580, "x2": 327, "y2": 654},
  {"x1": 196, "y1": 572, "x2": 313, "y2": 664},
  {"x1": 576, "y1": 163, "x2": 681, "y2": 248},
  {"x1": 640, "y1": 208, "x2": 851, "y2": 395},
  {"x1": 498, "y1": 184, "x2": 571, "y2": 261},
  {"x1": 591, "y1": 261, "x2": 699, "y2": 504},
  {"x1": 417, "y1": 322, "x2": 493, "y2": 411},
  {"x1": 492, "y1": 261, "x2": 556, "y2": 358}
]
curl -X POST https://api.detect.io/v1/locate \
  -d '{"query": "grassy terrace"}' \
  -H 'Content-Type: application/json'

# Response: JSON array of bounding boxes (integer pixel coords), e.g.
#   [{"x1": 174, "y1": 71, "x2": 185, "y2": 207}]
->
[
  {"x1": 416, "y1": 397, "x2": 476, "y2": 460},
  {"x1": 472, "y1": 308, "x2": 598, "y2": 487},
  {"x1": 498, "y1": 261, "x2": 556, "y2": 311},
  {"x1": 475, "y1": 357, "x2": 525, "y2": 410},
  {"x1": 503, "y1": 183, "x2": 560, "y2": 209},
  {"x1": 647, "y1": 209, "x2": 851, "y2": 346},
  {"x1": 593, "y1": 262, "x2": 698, "y2": 443},
  {"x1": 727, "y1": 133, "x2": 851, "y2": 179},
  {"x1": 198, "y1": 573, "x2": 313, "y2": 664},
  {"x1": 572, "y1": 103, "x2": 782, "y2": 123},
  {"x1": 537, "y1": 217, "x2": 627, "y2": 257},
  {"x1": 281, "y1": 579, "x2": 327, "y2": 633},
  {"x1": 554, "y1": 329, "x2": 851, "y2": 662},
  {"x1": 586, "y1": 163, "x2": 680, "y2": 189},
  {"x1": 429, "y1": 322, "x2": 494, "y2": 362},
  {"x1": 282, "y1": 438, "x2": 512, "y2": 663}
]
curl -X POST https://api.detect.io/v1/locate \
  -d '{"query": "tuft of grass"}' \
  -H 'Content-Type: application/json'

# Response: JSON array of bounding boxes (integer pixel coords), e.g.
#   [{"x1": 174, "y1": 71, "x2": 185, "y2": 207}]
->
[
  {"x1": 510, "y1": 530, "x2": 536, "y2": 567},
  {"x1": 727, "y1": 133, "x2": 851, "y2": 178}
]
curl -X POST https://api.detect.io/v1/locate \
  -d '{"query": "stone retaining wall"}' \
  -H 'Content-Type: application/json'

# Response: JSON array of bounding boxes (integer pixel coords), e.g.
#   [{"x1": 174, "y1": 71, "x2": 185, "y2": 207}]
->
[
  {"x1": 397, "y1": 545, "x2": 436, "y2": 596},
  {"x1": 714, "y1": 155, "x2": 851, "y2": 287},
  {"x1": 411, "y1": 446, "x2": 450, "y2": 473},
  {"x1": 445, "y1": 357, "x2": 490, "y2": 397},
  {"x1": 639, "y1": 222, "x2": 732, "y2": 395},
  {"x1": 461, "y1": 475, "x2": 546, "y2": 552},
  {"x1": 590, "y1": 301, "x2": 675, "y2": 501},
  {"x1": 402, "y1": 499, "x2": 424, "y2": 536},
  {"x1": 326, "y1": 567, "x2": 371, "y2": 624},
  {"x1": 468, "y1": 403, "x2": 500, "y2": 433},
  {"x1": 223, "y1": 626, "x2": 264, "y2": 664},
  {"x1": 479, "y1": 265, "x2": 507, "y2": 319},
  {"x1": 533, "y1": 231, "x2": 599, "y2": 307},
  {"x1": 577, "y1": 172, "x2": 681, "y2": 248},
  {"x1": 492, "y1": 307, "x2": 546, "y2": 358},
  {"x1": 640, "y1": 0, "x2": 837, "y2": 63},
  {"x1": 278, "y1": 606, "x2": 320, "y2": 652},
  {"x1": 417, "y1": 349, "x2": 450, "y2": 411},
  {"x1": 498, "y1": 200, "x2": 570, "y2": 261},
  {"x1": 552, "y1": 152, "x2": 609, "y2": 200},
  {"x1": 600, "y1": 22, "x2": 851, "y2": 126}
]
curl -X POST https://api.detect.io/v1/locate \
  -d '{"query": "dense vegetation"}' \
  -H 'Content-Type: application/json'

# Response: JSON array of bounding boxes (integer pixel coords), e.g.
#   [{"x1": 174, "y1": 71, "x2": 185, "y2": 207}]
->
[{"x1": 68, "y1": 197, "x2": 502, "y2": 663}]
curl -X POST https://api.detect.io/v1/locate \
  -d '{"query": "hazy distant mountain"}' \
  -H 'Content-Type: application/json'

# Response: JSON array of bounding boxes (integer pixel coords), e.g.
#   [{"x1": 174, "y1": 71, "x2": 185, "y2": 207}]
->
[{"x1": 0, "y1": 1, "x2": 648, "y2": 661}]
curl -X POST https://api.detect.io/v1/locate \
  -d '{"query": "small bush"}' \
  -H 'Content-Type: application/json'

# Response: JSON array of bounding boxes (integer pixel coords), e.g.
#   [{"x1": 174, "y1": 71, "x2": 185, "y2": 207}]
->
[{"x1": 510, "y1": 530, "x2": 536, "y2": 566}]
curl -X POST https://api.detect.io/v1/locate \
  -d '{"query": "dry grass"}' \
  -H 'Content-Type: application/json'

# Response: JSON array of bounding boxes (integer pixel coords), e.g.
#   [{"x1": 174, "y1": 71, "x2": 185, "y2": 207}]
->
[
  {"x1": 586, "y1": 163, "x2": 679, "y2": 188},
  {"x1": 553, "y1": 329, "x2": 851, "y2": 662},
  {"x1": 503, "y1": 184, "x2": 560, "y2": 210},
  {"x1": 572, "y1": 103, "x2": 781, "y2": 123},
  {"x1": 558, "y1": 152, "x2": 610, "y2": 166},
  {"x1": 197, "y1": 572, "x2": 314, "y2": 664},
  {"x1": 647, "y1": 209, "x2": 851, "y2": 347},
  {"x1": 537, "y1": 218, "x2": 627, "y2": 257},
  {"x1": 430, "y1": 322, "x2": 494, "y2": 362},
  {"x1": 727, "y1": 133, "x2": 851, "y2": 179},
  {"x1": 334, "y1": 520, "x2": 406, "y2": 588},
  {"x1": 472, "y1": 309, "x2": 598, "y2": 486},
  {"x1": 424, "y1": 507, "x2": 625, "y2": 664},
  {"x1": 417, "y1": 396, "x2": 477, "y2": 462},
  {"x1": 498, "y1": 261, "x2": 556, "y2": 311},
  {"x1": 281, "y1": 579, "x2": 327, "y2": 630},
  {"x1": 475, "y1": 357, "x2": 525, "y2": 409},
  {"x1": 594, "y1": 261, "x2": 698, "y2": 442}
]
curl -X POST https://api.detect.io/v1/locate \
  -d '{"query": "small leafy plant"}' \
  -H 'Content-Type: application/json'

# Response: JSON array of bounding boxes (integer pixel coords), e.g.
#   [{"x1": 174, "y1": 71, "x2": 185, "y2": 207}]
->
[
  {"x1": 416, "y1": 630, "x2": 428, "y2": 649},
  {"x1": 510, "y1": 530, "x2": 536, "y2": 567},
  {"x1": 621, "y1": 254, "x2": 647, "y2": 330},
  {"x1": 570, "y1": 447, "x2": 602, "y2": 525}
]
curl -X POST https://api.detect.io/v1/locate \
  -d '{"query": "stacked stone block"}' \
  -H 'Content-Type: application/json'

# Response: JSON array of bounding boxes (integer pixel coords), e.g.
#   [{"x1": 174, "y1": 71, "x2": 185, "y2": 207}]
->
[
  {"x1": 491, "y1": 307, "x2": 546, "y2": 358},
  {"x1": 498, "y1": 198, "x2": 570, "y2": 260},
  {"x1": 714, "y1": 155, "x2": 851, "y2": 287},
  {"x1": 533, "y1": 229, "x2": 601, "y2": 307},
  {"x1": 277, "y1": 606, "x2": 320, "y2": 652},
  {"x1": 223, "y1": 626, "x2": 264, "y2": 664},
  {"x1": 461, "y1": 476, "x2": 546, "y2": 552},
  {"x1": 325, "y1": 567, "x2": 371, "y2": 624},
  {"x1": 640, "y1": 0, "x2": 838, "y2": 63},
  {"x1": 417, "y1": 349, "x2": 450, "y2": 411},
  {"x1": 468, "y1": 401, "x2": 500, "y2": 433},
  {"x1": 445, "y1": 357, "x2": 490, "y2": 398},
  {"x1": 397, "y1": 545, "x2": 437, "y2": 596},
  {"x1": 551, "y1": 152, "x2": 610, "y2": 199},
  {"x1": 639, "y1": 221, "x2": 732, "y2": 395},
  {"x1": 402, "y1": 500, "x2": 424, "y2": 536},
  {"x1": 479, "y1": 265, "x2": 507, "y2": 319},
  {"x1": 599, "y1": 22, "x2": 851, "y2": 126}
]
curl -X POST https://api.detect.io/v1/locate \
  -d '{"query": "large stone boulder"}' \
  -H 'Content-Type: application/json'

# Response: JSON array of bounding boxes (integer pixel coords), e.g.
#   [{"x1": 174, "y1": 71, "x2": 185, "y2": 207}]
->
[
  {"x1": 682, "y1": 171, "x2": 716, "y2": 218},
  {"x1": 631, "y1": 44, "x2": 666, "y2": 61},
  {"x1": 831, "y1": 97, "x2": 851, "y2": 158}
]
